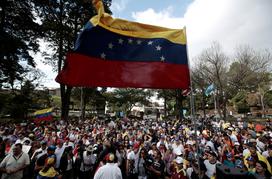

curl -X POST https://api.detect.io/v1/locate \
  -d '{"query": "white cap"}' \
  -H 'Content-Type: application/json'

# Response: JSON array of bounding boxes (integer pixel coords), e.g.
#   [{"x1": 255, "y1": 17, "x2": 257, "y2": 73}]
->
[
  {"x1": 234, "y1": 142, "x2": 240, "y2": 146},
  {"x1": 175, "y1": 157, "x2": 183, "y2": 164},
  {"x1": 175, "y1": 150, "x2": 182, "y2": 156}
]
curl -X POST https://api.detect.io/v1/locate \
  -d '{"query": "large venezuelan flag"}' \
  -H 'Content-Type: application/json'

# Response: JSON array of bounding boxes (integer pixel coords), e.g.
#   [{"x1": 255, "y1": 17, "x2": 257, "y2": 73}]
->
[{"x1": 56, "y1": 0, "x2": 190, "y2": 89}]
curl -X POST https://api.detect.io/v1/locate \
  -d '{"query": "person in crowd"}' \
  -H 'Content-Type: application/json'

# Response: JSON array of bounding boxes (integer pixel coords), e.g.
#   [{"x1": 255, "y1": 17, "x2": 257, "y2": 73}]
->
[
  {"x1": 79, "y1": 145, "x2": 96, "y2": 179},
  {"x1": 94, "y1": 153, "x2": 122, "y2": 179},
  {"x1": 172, "y1": 137, "x2": 184, "y2": 156},
  {"x1": 263, "y1": 144, "x2": 272, "y2": 166},
  {"x1": 244, "y1": 142, "x2": 272, "y2": 173},
  {"x1": 0, "y1": 143, "x2": 30, "y2": 179},
  {"x1": 59, "y1": 146, "x2": 74, "y2": 179},
  {"x1": 188, "y1": 160, "x2": 209, "y2": 179},
  {"x1": 252, "y1": 160, "x2": 272, "y2": 179},
  {"x1": 35, "y1": 145, "x2": 57, "y2": 178},
  {"x1": 126, "y1": 142, "x2": 140, "y2": 179},
  {"x1": 223, "y1": 152, "x2": 235, "y2": 167},
  {"x1": 203, "y1": 151, "x2": 219, "y2": 179},
  {"x1": 37, "y1": 157, "x2": 60, "y2": 179},
  {"x1": 171, "y1": 157, "x2": 186, "y2": 179},
  {"x1": 55, "y1": 139, "x2": 65, "y2": 171},
  {"x1": 246, "y1": 156, "x2": 256, "y2": 173},
  {"x1": 32, "y1": 141, "x2": 48, "y2": 161},
  {"x1": 163, "y1": 145, "x2": 176, "y2": 177},
  {"x1": 136, "y1": 148, "x2": 148, "y2": 179},
  {"x1": 146, "y1": 149, "x2": 165, "y2": 179}
]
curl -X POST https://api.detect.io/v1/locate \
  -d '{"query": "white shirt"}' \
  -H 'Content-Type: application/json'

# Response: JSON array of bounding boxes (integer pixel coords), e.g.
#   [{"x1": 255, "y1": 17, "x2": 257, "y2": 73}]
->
[
  {"x1": 55, "y1": 145, "x2": 65, "y2": 168},
  {"x1": 204, "y1": 160, "x2": 219, "y2": 178},
  {"x1": 94, "y1": 163, "x2": 122, "y2": 179},
  {"x1": 262, "y1": 151, "x2": 269, "y2": 158},
  {"x1": 243, "y1": 148, "x2": 250, "y2": 157},
  {"x1": 230, "y1": 134, "x2": 238, "y2": 143},
  {"x1": 31, "y1": 147, "x2": 47, "y2": 160},
  {"x1": 206, "y1": 141, "x2": 215, "y2": 151},
  {"x1": 0, "y1": 152, "x2": 30, "y2": 179},
  {"x1": 80, "y1": 151, "x2": 96, "y2": 171},
  {"x1": 186, "y1": 167, "x2": 193, "y2": 179},
  {"x1": 156, "y1": 140, "x2": 169, "y2": 149},
  {"x1": 172, "y1": 143, "x2": 184, "y2": 155}
]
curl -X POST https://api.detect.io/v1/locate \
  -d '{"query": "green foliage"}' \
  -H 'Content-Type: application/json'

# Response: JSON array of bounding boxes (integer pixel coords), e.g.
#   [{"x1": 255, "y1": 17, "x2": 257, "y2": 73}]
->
[
  {"x1": 0, "y1": 0, "x2": 41, "y2": 87},
  {"x1": 264, "y1": 90, "x2": 272, "y2": 108},
  {"x1": 0, "y1": 81, "x2": 52, "y2": 119},
  {"x1": 106, "y1": 88, "x2": 153, "y2": 114},
  {"x1": 34, "y1": 0, "x2": 112, "y2": 72},
  {"x1": 71, "y1": 87, "x2": 105, "y2": 110},
  {"x1": 231, "y1": 91, "x2": 250, "y2": 114}
]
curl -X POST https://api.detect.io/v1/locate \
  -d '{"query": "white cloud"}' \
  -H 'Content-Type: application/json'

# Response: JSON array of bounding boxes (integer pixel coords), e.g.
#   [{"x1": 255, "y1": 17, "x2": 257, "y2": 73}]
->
[
  {"x1": 111, "y1": 0, "x2": 130, "y2": 13},
  {"x1": 34, "y1": 40, "x2": 58, "y2": 88},
  {"x1": 132, "y1": 7, "x2": 185, "y2": 29},
  {"x1": 131, "y1": 0, "x2": 272, "y2": 59}
]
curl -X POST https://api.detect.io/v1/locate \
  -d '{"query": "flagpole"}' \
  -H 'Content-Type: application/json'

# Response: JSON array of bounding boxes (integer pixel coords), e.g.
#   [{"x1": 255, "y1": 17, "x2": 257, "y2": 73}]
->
[
  {"x1": 80, "y1": 87, "x2": 84, "y2": 120},
  {"x1": 184, "y1": 27, "x2": 200, "y2": 169},
  {"x1": 213, "y1": 90, "x2": 217, "y2": 119}
]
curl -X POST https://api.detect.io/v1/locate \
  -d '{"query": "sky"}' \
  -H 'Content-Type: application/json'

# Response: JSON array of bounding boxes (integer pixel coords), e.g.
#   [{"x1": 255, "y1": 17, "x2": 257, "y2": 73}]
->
[{"x1": 38, "y1": 0, "x2": 272, "y2": 88}]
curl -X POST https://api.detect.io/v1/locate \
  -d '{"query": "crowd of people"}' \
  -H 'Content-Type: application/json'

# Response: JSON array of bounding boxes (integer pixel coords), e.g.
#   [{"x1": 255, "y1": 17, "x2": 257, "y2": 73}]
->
[{"x1": 0, "y1": 115, "x2": 271, "y2": 179}]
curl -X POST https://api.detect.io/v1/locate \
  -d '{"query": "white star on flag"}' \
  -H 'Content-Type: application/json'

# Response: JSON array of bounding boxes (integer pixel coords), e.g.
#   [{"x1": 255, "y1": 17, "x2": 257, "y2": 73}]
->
[
  {"x1": 156, "y1": 45, "x2": 162, "y2": 51},
  {"x1": 148, "y1": 41, "x2": 153, "y2": 45},
  {"x1": 137, "y1": 40, "x2": 142, "y2": 45},
  {"x1": 160, "y1": 56, "x2": 165, "y2": 62},
  {"x1": 101, "y1": 53, "x2": 106, "y2": 59},
  {"x1": 128, "y1": 39, "x2": 133, "y2": 44},
  {"x1": 108, "y1": 43, "x2": 114, "y2": 49},
  {"x1": 118, "y1": 39, "x2": 123, "y2": 44}
]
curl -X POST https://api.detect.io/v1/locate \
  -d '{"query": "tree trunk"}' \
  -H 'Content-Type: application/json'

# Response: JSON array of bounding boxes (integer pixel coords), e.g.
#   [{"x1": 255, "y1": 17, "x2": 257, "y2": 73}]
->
[
  {"x1": 80, "y1": 88, "x2": 86, "y2": 120},
  {"x1": 201, "y1": 89, "x2": 206, "y2": 118},
  {"x1": 60, "y1": 84, "x2": 72, "y2": 120},
  {"x1": 175, "y1": 89, "x2": 183, "y2": 120},
  {"x1": 164, "y1": 95, "x2": 167, "y2": 117}
]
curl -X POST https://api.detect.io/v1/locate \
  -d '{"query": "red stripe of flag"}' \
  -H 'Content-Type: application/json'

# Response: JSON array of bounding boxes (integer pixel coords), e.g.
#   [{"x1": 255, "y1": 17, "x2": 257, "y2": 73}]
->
[{"x1": 56, "y1": 53, "x2": 190, "y2": 89}]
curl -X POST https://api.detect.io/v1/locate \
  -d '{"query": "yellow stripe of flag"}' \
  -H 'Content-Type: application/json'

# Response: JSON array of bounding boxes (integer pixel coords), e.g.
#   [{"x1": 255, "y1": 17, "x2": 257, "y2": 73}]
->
[
  {"x1": 34, "y1": 108, "x2": 53, "y2": 115},
  {"x1": 90, "y1": 1, "x2": 186, "y2": 45}
]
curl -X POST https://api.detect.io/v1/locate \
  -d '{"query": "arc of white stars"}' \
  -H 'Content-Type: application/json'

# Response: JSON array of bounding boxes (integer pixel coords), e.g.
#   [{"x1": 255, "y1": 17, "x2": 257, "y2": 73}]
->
[
  {"x1": 101, "y1": 53, "x2": 106, "y2": 59},
  {"x1": 148, "y1": 41, "x2": 153, "y2": 45},
  {"x1": 118, "y1": 39, "x2": 124, "y2": 44},
  {"x1": 108, "y1": 43, "x2": 114, "y2": 49},
  {"x1": 160, "y1": 56, "x2": 165, "y2": 62},
  {"x1": 156, "y1": 45, "x2": 162, "y2": 51},
  {"x1": 128, "y1": 39, "x2": 133, "y2": 44}
]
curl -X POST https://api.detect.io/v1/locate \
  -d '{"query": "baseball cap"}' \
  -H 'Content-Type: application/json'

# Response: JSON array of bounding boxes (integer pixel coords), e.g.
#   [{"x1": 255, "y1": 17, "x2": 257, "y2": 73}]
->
[
  {"x1": 246, "y1": 156, "x2": 254, "y2": 162},
  {"x1": 47, "y1": 145, "x2": 57, "y2": 151},
  {"x1": 174, "y1": 157, "x2": 183, "y2": 164},
  {"x1": 226, "y1": 152, "x2": 233, "y2": 158}
]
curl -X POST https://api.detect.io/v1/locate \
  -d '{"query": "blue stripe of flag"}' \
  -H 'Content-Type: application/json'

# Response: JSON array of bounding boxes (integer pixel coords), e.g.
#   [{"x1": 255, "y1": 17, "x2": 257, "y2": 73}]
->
[{"x1": 74, "y1": 22, "x2": 188, "y2": 65}]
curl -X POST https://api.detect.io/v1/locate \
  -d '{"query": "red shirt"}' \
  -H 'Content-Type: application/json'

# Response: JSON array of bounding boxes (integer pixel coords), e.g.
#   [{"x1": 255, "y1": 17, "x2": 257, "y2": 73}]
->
[{"x1": 171, "y1": 168, "x2": 186, "y2": 179}]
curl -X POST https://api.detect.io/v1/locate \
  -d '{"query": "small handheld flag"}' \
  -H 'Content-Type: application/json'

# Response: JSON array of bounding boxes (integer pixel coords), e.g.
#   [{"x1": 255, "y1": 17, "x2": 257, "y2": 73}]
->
[{"x1": 205, "y1": 84, "x2": 215, "y2": 96}]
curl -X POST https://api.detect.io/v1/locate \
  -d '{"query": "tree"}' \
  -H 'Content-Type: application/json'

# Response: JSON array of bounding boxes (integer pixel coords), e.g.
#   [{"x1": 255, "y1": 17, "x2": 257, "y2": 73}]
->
[
  {"x1": 71, "y1": 87, "x2": 106, "y2": 118},
  {"x1": 191, "y1": 60, "x2": 210, "y2": 119},
  {"x1": 106, "y1": 88, "x2": 152, "y2": 115},
  {"x1": 227, "y1": 46, "x2": 271, "y2": 92},
  {"x1": 34, "y1": 0, "x2": 112, "y2": 120},
  {"x1": 0, "y1": 0, "x2": 41, "y2": 88},
  {"x1": 195, "y1": 42, "x2": 229, "y2": 119},
  {"x1": 227, "y1": 46, "x2": 272, "y2": 116}
]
